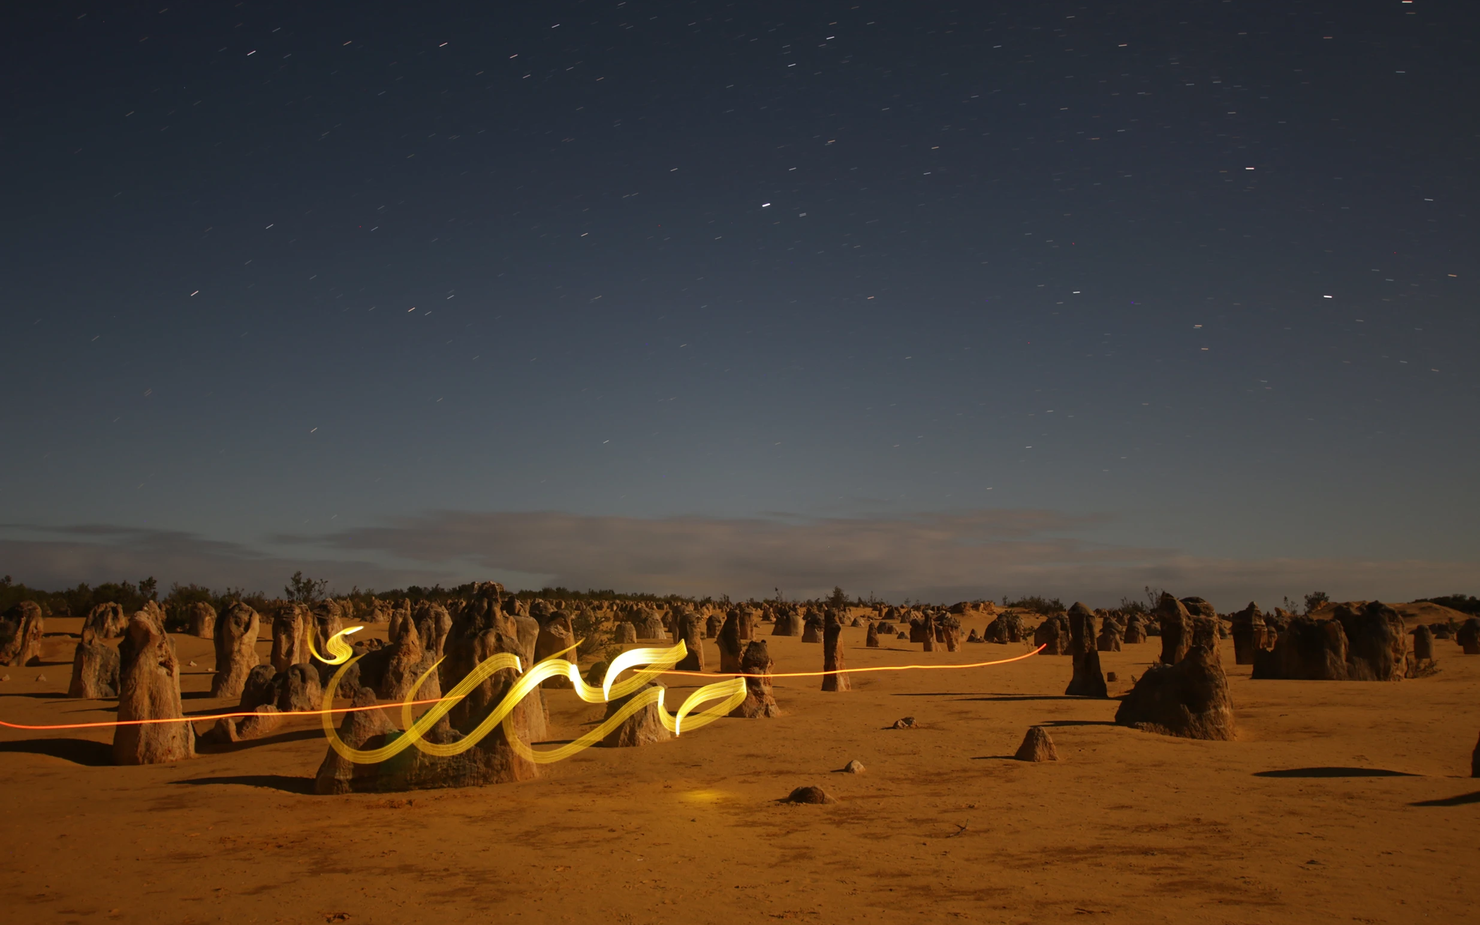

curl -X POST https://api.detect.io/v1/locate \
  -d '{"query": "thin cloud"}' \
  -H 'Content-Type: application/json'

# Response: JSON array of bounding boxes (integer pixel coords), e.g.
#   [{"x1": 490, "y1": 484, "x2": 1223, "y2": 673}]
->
[{"x1": 4, "y1": 513, "x2": 1476, "y2": 610}]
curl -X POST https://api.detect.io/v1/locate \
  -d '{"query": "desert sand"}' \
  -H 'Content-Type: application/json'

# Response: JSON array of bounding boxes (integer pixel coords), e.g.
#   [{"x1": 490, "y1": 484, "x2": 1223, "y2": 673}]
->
[{"x1": 2, "y1": 610, "x2": 1477, "y2": 924}]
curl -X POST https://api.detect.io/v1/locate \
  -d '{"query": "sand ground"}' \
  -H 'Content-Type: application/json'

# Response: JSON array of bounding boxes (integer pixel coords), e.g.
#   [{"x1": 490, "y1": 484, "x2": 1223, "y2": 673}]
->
[{"x1": 2, "y1": 614, "x2": 1476, "y2": 924}]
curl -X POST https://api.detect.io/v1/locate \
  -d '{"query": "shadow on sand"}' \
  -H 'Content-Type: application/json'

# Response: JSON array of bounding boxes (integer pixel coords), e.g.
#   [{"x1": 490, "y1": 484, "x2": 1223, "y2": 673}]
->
[
  {"x1": 893, "y1": 693, "x2": 1081, "y2": 702},
  {"x1": 173, "y1": 774, "x2": 315, "y2": 794},
  {"x1": 1410, "y1": 790, "x2": 1480, "y2": 807},
  {"x1": 0, "y1": 737, "x2": 113, "y2": 766},
  {"x1": 1254, "y1": 767, "x2": 1418, "y2": 779},
  {"x1": 194, "y1": 727, "x2": 328, "y2": 754}
]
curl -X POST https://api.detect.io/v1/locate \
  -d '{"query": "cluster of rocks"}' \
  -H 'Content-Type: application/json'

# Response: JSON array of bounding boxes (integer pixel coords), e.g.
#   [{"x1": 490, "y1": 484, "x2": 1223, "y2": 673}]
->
[{"x1": 1251, "y1": 601, "x2": 1413, "y2": 681}]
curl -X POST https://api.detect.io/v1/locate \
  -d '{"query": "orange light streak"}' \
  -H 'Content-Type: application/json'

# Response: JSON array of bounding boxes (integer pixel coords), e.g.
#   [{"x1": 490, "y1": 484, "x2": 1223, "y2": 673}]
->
[{"x1": 0, "y1": 646, "x2": 1044, "y2": 733}]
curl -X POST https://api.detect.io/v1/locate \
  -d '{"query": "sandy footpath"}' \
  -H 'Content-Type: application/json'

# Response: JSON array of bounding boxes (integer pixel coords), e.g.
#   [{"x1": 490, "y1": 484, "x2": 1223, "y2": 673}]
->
[{"x1": 1, "y1": 615, "x2": 1476, "y2": 924}]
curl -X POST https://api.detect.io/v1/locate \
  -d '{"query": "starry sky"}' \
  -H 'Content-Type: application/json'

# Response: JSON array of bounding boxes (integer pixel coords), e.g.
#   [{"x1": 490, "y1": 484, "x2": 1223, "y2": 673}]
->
[{"x1": 2, "y1": 0, "x2": 1476, "y2": 607}]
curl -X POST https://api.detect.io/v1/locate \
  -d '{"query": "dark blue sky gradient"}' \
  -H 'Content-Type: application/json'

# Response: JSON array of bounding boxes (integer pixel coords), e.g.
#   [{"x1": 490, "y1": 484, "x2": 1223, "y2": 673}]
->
[{"x1": 2, "y1": 1, "x2": 1476, "y2": 604}]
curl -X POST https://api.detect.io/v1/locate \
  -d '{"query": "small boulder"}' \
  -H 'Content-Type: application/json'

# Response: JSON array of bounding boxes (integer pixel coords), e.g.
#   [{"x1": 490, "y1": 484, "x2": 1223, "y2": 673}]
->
[
  {"x1": 841, "y1": 759, "x2": 865, "y2": 774},
  {"x1": 616, "y1": 621, "x2": 638, "y2": 644},
  {"x1": 891, "y1": 716, "x2": 917, "y2": 730},
  {"x1": 1014, "y1": 726, "x2": 1058, "y2": 762},
  {"x1": 786, "y1": 786, "x2": 837, "y2": 805}
]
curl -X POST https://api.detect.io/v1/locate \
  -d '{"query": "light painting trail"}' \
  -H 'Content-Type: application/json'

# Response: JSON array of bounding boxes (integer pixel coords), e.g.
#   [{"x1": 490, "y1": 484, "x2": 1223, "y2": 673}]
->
[{"x1": 0, "y1": 626, "x2": 1046, "y2": 750}]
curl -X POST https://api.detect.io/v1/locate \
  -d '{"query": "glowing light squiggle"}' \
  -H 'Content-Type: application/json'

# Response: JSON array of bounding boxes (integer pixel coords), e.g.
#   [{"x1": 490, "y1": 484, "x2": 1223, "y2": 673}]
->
[
  {"x1": 322, "y1": 639, "x2": 747, "y2": 765},
  {"x1": 306, "y1": 624, "x2": 362, "y2": 665},
  {"x1": 0, "y1": 630, "x2": 1043, "y2": 739}
]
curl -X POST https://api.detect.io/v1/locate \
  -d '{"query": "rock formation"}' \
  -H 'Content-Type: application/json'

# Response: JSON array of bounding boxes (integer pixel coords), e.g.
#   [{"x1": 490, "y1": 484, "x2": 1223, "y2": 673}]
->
[
  {"x1": 83, "y1": 601, "x2": 128, "y2": 639},
  {"x1": 616, "y1": 621, "x2": 638, "y2": 644},
  {"x1": 0, "y1": 601, "x2": 44, "y2": 667},
  {"x1": 1115, "y1": 644, "x2": 1235, "y2": 740},
  {"x1": 772, "y1": 609, "x2": 802, "y2": 636},
  {"x1": 1230, "y1": 602, "x2": 1267, "y2": 665},
  {"x1": 636, "y1": 610, "x2": 667, "y2": 639},
  {"x1": 674, "y1": 609, "x2": 706, "y2": 671},
  {"x1": 68, "y1": 625, "x2": 120, "y2": 698},
  {"x1": 200, "y1": 704, "x2": 284, "y2": 745},
  {"x1": 1252, "y1": 616, "x2": 1348, "y2": 680},
  {"x1": 937, "y1": 614, "x2": 962, "y2": 652},
  {"x1": 601, "y1": 681, "x2": 672, "y2": 747},
  {"x1": 821, "y1": 615, "x2": 850, "y2": 692},
  {"x1": 786, "y1": 786, "x2": 837, "y2": 804},
  {"x1": 718, "y1": 610, "x2": 744, "y2": 673},
  {"x1": 209, "y1": 602, "x2": 261, "y2": 699},
  {"x1": 730, "y1": 640, "x2": 780, "y2": 718},
  {"x1": 1033, "y1": 614, "x2": 1070, "y2": 655},
  {"x1": 1096, "y1": 616, "x2": 1123, "y2": 652},
  {"x1": 314, "y1": 688, "x2": 398, "y2": 795},
  {"x1": 113, "y1": 610, "x2": 195, "y2": 764},
  {"x1": 187, "y1": 601, "x2": 216, "y2": 639},
  {"x1": 1412, "y1": 624, "x2": 1435, "y2": 661},
  {"x1": 1253, "y1": 605, "x2": 1411, "y2": 682},
  {"x1": 534, "y1": 610, "x2": 578, "y2": 686},
  {"x1": 1064, "y1": 603, "x2": 1107, "y2": 698},
  {"x1": 1334, "y1": 602, "x2": 1410, "y2": 681},
  {"x1": 1123, "y1": 614, "x2": 1148, "y2": 644},
  {"x1": 269, "y1": 663, "x2": 324, "y2": 712},
  {"x1": 238, "y1": 663, "x2": 279, "y2": 711},
  {"x1": 800, "y1": 614, "x2": 824, "y2": 643},
  {"x1": 1156, "y1": 594, "x2": 1193, "y2": 664},
  {"x1": 866, "y1": 622, "x2": 880, "y2": 648},
  {"x1": 984, "y1": 613, "x2": 1024, "y2": 644},
  {"x1": 1456, "y1": 618, "x2": 1480, "y2": 655},
  {"x1": 270, "y1": 603, "x2": 312, "y2": 673},
  {"x1": 410, "y1": 601, "x2": 451, "y2": 661},
  {"x1": 1014, "y1": 726, "x2": 1058, "y2": 761}
]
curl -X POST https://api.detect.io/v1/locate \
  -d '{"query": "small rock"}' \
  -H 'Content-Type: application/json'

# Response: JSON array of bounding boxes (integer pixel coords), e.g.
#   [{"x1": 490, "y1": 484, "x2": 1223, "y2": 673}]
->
[
  {"x1": 0, "y1": 674, "x2": 9, "y2": 682},
  {"x1": 1105, "y1": 671, "x2": 1118, "y2": 683},
  {"x1": 34, "y1": 674, "x2": 47, "y2": 682},
  {"x1": 842, "y1": 759, "x2": 865, "y2": 774},
  {"x1": 1014, "y1": 726, "x2": 1058, "y2": 762},
  {"x1": 188, "y1": 660, "x2": 198, "y2": 668},
  {"x1": 892, "y1": 716, "x2": 917, "y2": 730},
  {"x1": 786, "y1": 785, "x2": 837, "y2": 804}
]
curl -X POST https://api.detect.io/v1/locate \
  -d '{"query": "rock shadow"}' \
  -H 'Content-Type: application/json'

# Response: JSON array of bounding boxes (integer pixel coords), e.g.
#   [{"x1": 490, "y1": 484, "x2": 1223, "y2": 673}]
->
[
  {"x1": 173, "y1": 774, "x2": 315, "y2": 794},
  {"x1": 0, "y1": 737, "x2": 113, "y2": 766},
  {"x1": 1254, "y1": 767, "x2": 1418, "y2": 778},
  {"x1": 1410, "y1": 790, "x2": 1480, "y2": 807},
  {"x1": 193, "y1": 727, "x2": 327, "y2": 754}
]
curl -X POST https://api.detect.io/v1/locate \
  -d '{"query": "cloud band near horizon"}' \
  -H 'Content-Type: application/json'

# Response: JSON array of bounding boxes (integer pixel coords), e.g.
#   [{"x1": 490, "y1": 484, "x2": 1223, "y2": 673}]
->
[{"x1": 2, "y1": 510, "x2": 1475, "y2": 612}]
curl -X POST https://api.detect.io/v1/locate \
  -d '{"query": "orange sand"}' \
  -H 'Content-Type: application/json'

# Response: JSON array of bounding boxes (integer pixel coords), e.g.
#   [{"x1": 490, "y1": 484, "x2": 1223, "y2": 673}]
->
[{"x1": 2, "y1": 613, "x2": 1476, "y2": 924}]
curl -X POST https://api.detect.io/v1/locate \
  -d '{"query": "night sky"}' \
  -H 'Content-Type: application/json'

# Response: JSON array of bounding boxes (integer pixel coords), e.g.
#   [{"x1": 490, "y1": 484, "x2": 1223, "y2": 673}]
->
[{"x1": 2, "y1": 1, "x2": 1476, "y2": 606}]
